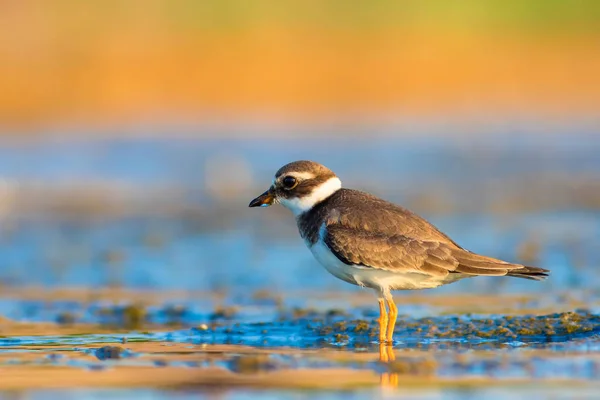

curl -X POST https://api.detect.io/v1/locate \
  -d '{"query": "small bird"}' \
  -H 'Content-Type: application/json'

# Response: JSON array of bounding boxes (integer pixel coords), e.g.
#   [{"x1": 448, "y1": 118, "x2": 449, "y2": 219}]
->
[{"x1": 249, "y1": 160, "x2": 549, "y2": 343}]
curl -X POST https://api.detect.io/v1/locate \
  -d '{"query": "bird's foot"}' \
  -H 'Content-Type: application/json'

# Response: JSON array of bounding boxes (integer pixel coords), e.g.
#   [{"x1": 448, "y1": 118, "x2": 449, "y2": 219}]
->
[{"x1": 378, "y1": 342, "x2": 396, "y2": 363}]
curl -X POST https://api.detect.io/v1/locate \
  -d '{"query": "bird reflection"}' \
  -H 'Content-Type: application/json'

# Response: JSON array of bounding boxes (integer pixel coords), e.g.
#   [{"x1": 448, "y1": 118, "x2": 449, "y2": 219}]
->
[{"x1": 379, "y1": 343, "x2": 399, "y2": 388}]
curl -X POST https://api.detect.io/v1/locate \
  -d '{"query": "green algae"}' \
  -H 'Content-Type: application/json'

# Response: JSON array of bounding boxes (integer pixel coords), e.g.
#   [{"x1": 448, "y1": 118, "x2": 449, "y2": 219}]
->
[
  {"x1": 333, "y1": 333, "x2": 350, "y2": 343},
  {"x1": 210, "y1": 306, "x2": 237, "y2": 321},
  {"x1": 94, "y1": 304, "x2": 147, "y2": 329},
  {"x1": 326, "y1": 309, "x2": 348, "y2": 318},
  {"x1": 353, "y1": 320, "x2": 370, "y2": 333},
  {"x1": 428, "y1": 310, "x2": 599, "y2": 340},
  {"x1": 303, "y1": 309, "x2": 599, "y2": 344},
  {"x1": 332, "y1": 321, "x2": 347, "y2": 332}
]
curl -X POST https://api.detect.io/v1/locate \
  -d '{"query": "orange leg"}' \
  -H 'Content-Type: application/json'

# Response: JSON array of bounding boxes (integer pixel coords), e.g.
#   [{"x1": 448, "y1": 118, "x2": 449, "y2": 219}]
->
[
  {"x1": 381, "y1": 372, "x2": 399, "y2": 388},
  {"x1": 378, "y1": 298, "x2": 388, "y2": 344},
  {"x1": 386, "y1": 344, "x2": 396, "y2": 362},
  {"x1": 389, "y1": 371, "x2": 399, "y2": 386},
  {"x1": 379, "y1": 341, "x2": 396, "y2": 363},
  {"x1": 385, "y1": 296, "x2": 398, "y2": 343},
  {"x1": 380, "y1": 344, "x2": 397, "y2": 387},
  {"x1": 379, "y1": 342, "x2": 389, "y2": 363},
  {"x1": 378, "y1": 296, "x2": 397, "y2": 388},
  {"x1": 381, "y1": 372, "x2": 391, "y2": 386}
]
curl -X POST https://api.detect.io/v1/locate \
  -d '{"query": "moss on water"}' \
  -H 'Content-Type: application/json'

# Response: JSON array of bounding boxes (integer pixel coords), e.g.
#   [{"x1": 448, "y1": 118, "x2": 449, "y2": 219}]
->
[
  {"x1": 326, "y1": 309, "x2": 347, "y2": 318},
  {"x1": 305, "y1": 309, "x2": 599, "y2": 343},
  {"x1": 209, "y1": 306, "x2": 237, "y2": 321},
  {"x1": 425, "y1": 310, "x2": 599, "y2": 340},
  {"x1": 332, "y1": 321, "x2": 347, "y2": 332},
  {"x1": 121, "y1": 305, "x2": 146, "y2": 329},
  {"x1": 333, "y1": 333, "x2": 349, "y2": 343},
  {"x1": 291, "y1": 307, "x2": 313, "y2": 319},
  {"x1": 94, "y1": 304, "x2": 147, "y2": 329},
  {"x1": 353, "y1": 320, "x2": 370, "y2": 333}
]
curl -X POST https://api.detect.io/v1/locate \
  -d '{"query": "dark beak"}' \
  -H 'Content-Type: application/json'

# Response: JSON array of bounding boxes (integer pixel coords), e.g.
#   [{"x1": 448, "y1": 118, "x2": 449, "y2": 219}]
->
[{"x1": 249, "y1": 189, "x2": 275, "y2": 207}]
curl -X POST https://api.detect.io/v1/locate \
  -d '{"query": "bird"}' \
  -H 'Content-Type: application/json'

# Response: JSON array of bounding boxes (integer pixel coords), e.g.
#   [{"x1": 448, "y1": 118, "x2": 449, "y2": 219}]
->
[{"x1": 249, "y1": 160, "x2": 549, "y2": 344}]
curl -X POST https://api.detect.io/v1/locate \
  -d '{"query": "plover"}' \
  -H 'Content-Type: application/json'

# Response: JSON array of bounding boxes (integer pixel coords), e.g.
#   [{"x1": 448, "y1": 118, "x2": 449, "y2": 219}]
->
[{"x1": 249, "y1": 160, "x2": 549, "y2": 343}]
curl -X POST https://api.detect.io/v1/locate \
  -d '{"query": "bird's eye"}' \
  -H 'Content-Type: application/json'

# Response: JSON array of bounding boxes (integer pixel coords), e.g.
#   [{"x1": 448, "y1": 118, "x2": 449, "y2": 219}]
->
[{"x1": 282, "y1": 176, "x2": 297, "y2": 189}]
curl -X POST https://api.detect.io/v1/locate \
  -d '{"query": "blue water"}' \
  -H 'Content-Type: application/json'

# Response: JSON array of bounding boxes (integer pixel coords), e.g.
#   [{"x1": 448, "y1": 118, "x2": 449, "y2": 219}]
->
[
  {"x1": 0, "y1": 135, "x2": 598, "y2": 294},
  {"x1": 0, "y1": 134, "x2": 599, "y2": 399}
]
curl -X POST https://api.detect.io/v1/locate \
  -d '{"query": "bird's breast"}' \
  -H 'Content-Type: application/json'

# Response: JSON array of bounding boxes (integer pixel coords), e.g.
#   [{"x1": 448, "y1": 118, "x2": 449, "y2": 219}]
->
[
  {"x1": 308, "y1": 239, "x2": 361, "y2": 286},
  {"x1": 307, "y1": 237, "x2": 460, "y2": 291}
]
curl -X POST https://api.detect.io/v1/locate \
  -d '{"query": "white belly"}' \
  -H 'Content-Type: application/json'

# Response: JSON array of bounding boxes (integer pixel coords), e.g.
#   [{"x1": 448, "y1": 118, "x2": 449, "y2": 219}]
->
[{"x1": 308, "y1": 239, "x2": 464, "y2": 291}]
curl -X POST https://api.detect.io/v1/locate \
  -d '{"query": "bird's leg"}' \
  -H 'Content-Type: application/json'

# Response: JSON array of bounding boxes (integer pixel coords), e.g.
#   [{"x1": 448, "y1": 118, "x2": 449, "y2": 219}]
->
[
  {"x1": 379, "y1": 343, "x2": 397, "y2": 387},
  {"x1": 379, "y1": 342, "x2": 389, "y2": 363},
  {"x1": 378, "y1": 296, "x2": 397, "y2": 385},
  {"x1": 386, "y1": 344, "x2": 396, "y2": 362},
  {"x1": 385, "y1": 296, "x2": 398, "y2": 344},
  {"x1": 378, "y1": 298, "x2": 388, "y2": 344}
]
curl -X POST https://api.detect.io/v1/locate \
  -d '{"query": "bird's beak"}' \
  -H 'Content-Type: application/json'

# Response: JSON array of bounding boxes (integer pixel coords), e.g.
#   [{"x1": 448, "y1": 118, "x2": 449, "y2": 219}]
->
[{"x1": 249, "y1": 188, "x2": 275, "y2": 207}]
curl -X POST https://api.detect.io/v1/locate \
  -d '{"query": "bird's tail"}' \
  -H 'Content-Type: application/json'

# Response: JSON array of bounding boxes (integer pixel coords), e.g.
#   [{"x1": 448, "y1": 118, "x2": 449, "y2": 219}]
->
[
  {"x1": 450, "y1": 248, "x2": 550, "y2": 281},
  {"x1": 506, "y1": 265, "x2": 550, "y2": 281}
]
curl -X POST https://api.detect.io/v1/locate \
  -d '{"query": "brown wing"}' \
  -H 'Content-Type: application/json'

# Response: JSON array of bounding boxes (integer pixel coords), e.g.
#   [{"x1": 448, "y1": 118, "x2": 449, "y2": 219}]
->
[
  {"x1": 323, "y1": 222, "x2": 532, "y2": 278},
  {"x1": 319, "y1": 189, "x2": 465, "y2": 247},
  {"x1": 301, "y1": 189, "x2": 548, "y2": 280}
]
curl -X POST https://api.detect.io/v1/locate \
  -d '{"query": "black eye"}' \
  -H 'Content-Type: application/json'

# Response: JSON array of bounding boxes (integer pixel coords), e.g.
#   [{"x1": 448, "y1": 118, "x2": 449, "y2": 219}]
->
[{"x1": 282, "y1": 176, "x2": 297, "y2": 189}]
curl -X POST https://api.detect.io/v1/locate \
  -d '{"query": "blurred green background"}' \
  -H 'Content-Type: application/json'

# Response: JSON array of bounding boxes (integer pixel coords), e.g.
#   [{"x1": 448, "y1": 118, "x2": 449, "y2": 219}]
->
[{"x1": 1, "y1": 0, "x2": 599, "y2": 133}]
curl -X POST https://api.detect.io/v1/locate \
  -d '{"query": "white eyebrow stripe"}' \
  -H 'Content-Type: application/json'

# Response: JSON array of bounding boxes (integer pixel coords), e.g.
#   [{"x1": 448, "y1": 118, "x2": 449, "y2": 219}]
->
[
  {"x1": 286, "y1": 172, "x2": 316, "y2": 180},
  {"x1": 278, "y1": 176, "x2": 342, "y2": 217},
  {"x1": 274, "y1": 171, "x2": 316, "y2": 183}
]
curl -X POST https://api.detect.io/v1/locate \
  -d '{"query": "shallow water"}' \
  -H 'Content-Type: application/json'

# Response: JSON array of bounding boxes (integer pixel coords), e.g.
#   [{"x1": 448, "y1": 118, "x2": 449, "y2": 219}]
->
[{"x1": 0, "y1": 134, "x2": 599, "y2": 398}]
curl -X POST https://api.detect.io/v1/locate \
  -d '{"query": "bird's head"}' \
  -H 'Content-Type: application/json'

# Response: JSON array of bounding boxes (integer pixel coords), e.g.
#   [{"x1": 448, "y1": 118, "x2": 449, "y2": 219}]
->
[{"x1": 249, "y1": 160, "x2": 342, "y2": 216}]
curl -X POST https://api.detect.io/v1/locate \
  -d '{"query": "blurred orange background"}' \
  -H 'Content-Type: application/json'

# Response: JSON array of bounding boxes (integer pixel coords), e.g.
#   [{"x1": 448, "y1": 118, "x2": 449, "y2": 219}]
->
[{"x1": 1, "y1": 1, "x2": 599, "y2": 133}]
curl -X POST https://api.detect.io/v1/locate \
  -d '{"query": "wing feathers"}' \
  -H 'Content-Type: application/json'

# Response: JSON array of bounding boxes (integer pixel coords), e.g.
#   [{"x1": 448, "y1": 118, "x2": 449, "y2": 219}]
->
[
  {"x1": 420, "y1": 261, "x2": 451, "y2": 277},
  {"x1": 452, "y1": 264, "x2": 509, "y2": 276},
  {"x1": 324, "y1": 222, "x2": 548, "y2": 280}
]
